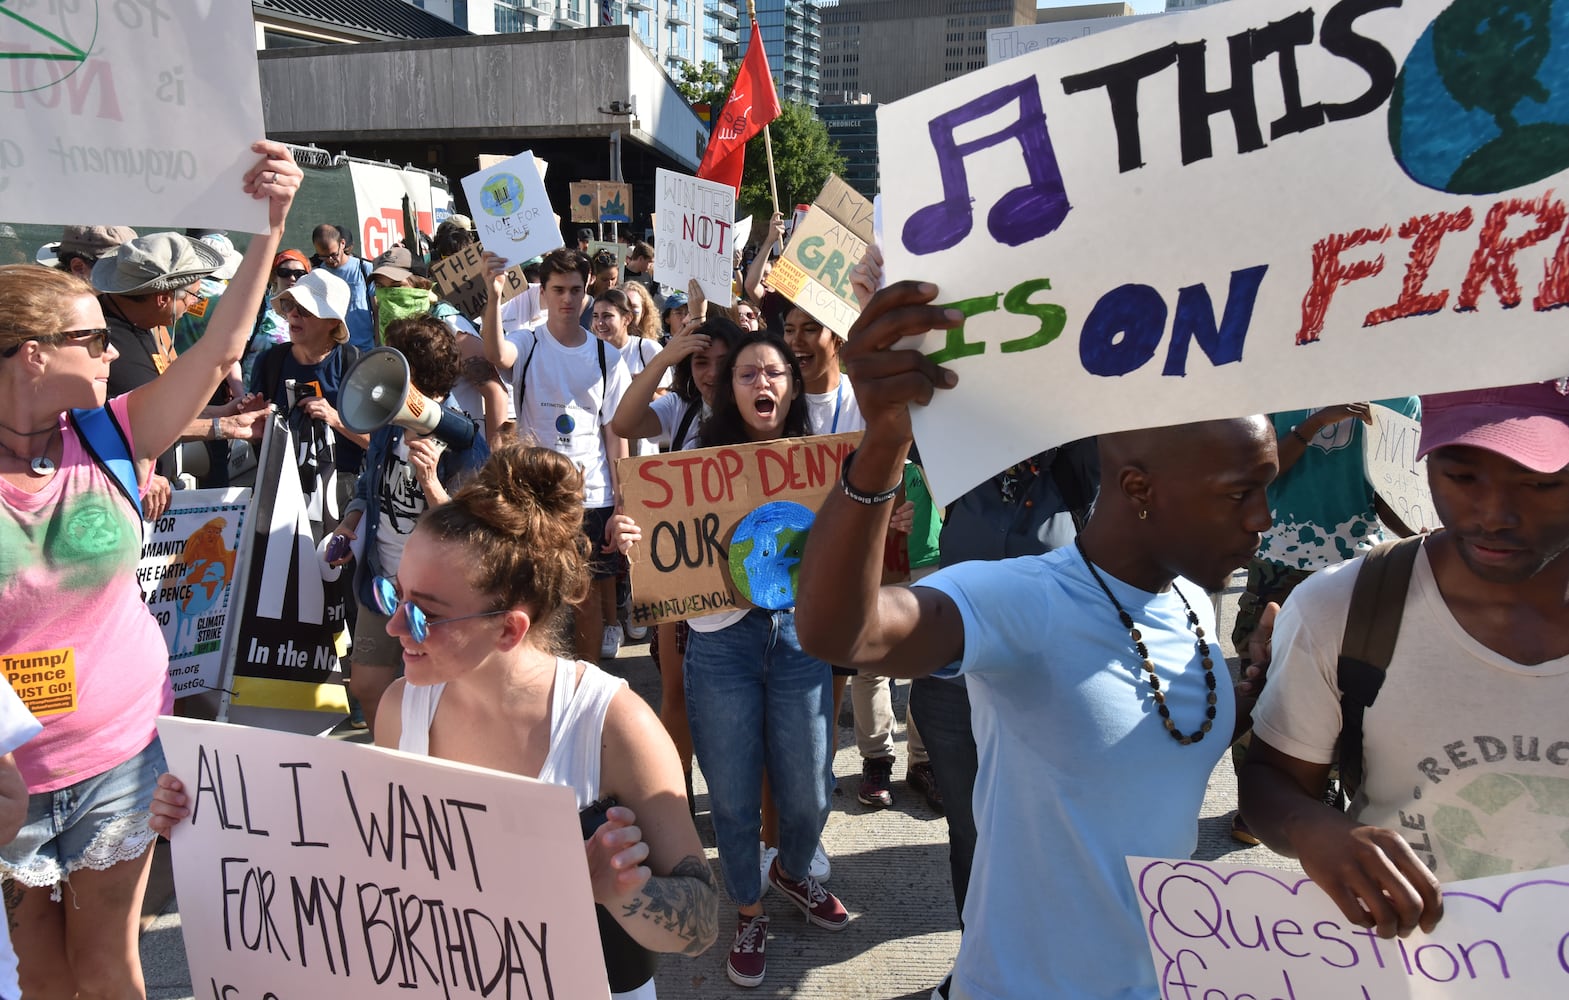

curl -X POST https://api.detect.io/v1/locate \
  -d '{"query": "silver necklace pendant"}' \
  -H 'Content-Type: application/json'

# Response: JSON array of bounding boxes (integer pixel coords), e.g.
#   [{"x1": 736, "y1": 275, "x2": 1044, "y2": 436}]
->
[{"x1": 29, "y1": 455, "x2": 54, "y2": 477}]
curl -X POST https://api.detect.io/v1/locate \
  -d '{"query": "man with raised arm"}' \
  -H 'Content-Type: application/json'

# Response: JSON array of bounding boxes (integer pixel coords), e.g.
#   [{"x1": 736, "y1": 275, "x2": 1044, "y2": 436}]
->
[{"x1": 795, "y1": 281, "x2": 1277, "y2": 999}]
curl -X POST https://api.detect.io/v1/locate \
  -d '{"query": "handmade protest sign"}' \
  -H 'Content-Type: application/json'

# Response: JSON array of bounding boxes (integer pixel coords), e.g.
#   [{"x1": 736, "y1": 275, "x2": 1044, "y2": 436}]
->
[
  {"x1": 571, "y1": 181, "x2": 634, "y2": 224},
  {"x1": 879, "y1": 0, "x2": 1569, "y2": 505},
  {"x1": 462, "y1": 152, "x2": 557, "y2": 265},
  {"x1": 0, "y1": 1, "x2": 267, "y2": 232},
  {"x1": 139, "y1": 489, "x2": 248, "y2": 698},
  {"x1": 1366, "y1": 404, "x2": 1440, "y2": 533},
  {"x1": 768, "y1": 175, "x2": 877, "y2": 335},
  {"x1": 1131, "y1": 857, "x2": 1569, "y2": 999},
  {"x1": 429, "y1": 242, "x2": 529, "y2": 319},
  {"x1": 654, "y1": 168, "x2": 736, "y2": 306},
  {"x1": 157, "y1": 717, "x2": 611, "y2": 999},
  {"x1": 617, "y1": 433, "x2": 860, "y2": 625}
]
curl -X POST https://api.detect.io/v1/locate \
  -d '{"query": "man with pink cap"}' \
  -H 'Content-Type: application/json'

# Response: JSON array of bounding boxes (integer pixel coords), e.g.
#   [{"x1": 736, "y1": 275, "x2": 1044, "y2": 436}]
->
[{"x1": 1239, "y1": 378, "x2": 1569, "y2": 939}]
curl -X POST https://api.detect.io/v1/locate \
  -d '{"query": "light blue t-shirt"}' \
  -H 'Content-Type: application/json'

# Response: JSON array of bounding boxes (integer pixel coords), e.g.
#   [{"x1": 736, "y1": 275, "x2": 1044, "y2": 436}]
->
[
  {"x1": 918, "y1": 545, "x2": 1234, "y2": 999},
  {"x1": 322, "y1": 257, "x2": 376, "y2": 352}
]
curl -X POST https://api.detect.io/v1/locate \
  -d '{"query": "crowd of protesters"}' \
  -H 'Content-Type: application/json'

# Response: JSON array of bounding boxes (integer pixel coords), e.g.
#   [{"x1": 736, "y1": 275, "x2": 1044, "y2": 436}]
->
[{"x1": 2, "y1": 138, "x2": 1566, "y2": 1000}]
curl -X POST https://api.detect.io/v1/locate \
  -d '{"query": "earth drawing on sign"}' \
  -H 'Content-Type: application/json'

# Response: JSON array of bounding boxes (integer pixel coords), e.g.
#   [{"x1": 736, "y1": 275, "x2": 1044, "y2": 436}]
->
[{"x1": 728, "y1": 502, "x2": 814, "y2": 611}]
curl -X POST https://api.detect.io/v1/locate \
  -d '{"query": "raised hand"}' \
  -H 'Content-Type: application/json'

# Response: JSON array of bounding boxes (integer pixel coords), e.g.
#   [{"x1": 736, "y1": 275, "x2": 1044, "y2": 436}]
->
[{"x1": 842, "y1": 281, "x2": 963, "y2": 445}]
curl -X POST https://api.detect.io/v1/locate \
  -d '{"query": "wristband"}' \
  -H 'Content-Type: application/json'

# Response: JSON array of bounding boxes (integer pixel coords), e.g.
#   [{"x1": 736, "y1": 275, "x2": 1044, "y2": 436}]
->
[
  {"x1": 1290, "y1": 425, "x2": 1312, "y2": 446},
  {"x1": 210, "y1": 417, "x2": 222, "y2": 441},
  {"x1": 839, "y1": 448, "x2": 901, "y2": 506}
]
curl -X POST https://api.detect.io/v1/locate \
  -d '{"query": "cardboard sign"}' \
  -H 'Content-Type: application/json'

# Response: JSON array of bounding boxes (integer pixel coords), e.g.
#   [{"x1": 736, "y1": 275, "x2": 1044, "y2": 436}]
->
[
  {"x1": 571, "y1": 181, "x2": 634, "y2": 223},
  {"x1": 139, "y1": 488, "x2": 249, "y2": 698},
  {"x1": 0, "y1": 1, "x2": 267, "y2": 232},
  {"x1": 769, "y1": 175, "x2": 878, "y2": 334},
  {"x1": 1366, "y1": 404, "x2": 1441, "y2": 533},
  {"x1": 430, "y1": 242, "x2": 529, "y2": 319},
  {"x1": 654, "y1": 168, "x2": 736, "y2": 307},
  {"x1": 462, "y1": 152, "x2": 558, "y2": 265},
  {"x1": 1131, "y1": 857, "x2": 1569, "y2": 999},
  {"x1": 879, "y1": 0, "x2": 1569, "y2": 505},
  {"x1": 616, "y1": 433, "x2": 860, "y2": 625},
  {"x1": 157, "y1": 717, "x2": 611, "y2": 999}
]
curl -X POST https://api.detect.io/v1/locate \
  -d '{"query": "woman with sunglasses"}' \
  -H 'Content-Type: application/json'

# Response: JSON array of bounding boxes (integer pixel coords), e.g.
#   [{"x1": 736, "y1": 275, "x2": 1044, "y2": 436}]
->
[
  {"x1": 607, "y1": 329, "x2": 850, "y2": 989},
  {"x1": 154, "y1": 440, "x2": 717, "y2": 999},
  {"x1": 240, "y1": 250, "x2": 309, "y2": 383},
  {"x1": 0, "y1": 140, "x2": 301, "y2": 1000}
]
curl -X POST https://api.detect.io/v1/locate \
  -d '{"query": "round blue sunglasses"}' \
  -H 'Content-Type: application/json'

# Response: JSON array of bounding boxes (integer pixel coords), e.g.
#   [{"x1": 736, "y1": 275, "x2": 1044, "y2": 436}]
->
[{"x1": 373, "y1": 576, "x2": 508, "y2": 644}]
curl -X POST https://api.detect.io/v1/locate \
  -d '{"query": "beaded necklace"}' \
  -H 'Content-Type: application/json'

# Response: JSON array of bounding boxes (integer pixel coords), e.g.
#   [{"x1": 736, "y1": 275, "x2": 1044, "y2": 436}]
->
[{"x1": 1075, "y1": 538, "x2": 1218, "y2": 745}]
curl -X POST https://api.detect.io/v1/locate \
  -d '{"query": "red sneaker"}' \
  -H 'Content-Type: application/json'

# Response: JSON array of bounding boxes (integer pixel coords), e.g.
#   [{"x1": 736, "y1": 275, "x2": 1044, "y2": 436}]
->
[
  {"x1": 727, "y1": 912, "x2": 769, "y2": 987},
  {"x1": 768, "y1": 857, "x2": 850, "y2": 931}
]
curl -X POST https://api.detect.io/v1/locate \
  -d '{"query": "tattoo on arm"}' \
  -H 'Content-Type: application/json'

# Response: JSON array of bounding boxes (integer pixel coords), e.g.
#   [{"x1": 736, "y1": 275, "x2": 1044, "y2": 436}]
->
[
  {"x1": 3, "y1": 879, "x2": 24, "y2": 934},
  {"x1": 619, "y1": 854, "x2": 717, "y2": 956}
]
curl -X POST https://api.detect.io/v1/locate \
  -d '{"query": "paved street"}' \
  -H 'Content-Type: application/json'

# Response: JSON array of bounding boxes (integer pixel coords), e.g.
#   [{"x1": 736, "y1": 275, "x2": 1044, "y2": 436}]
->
[{"x1": 141, "y1": 573, "x2": 1301, "y2": 999}]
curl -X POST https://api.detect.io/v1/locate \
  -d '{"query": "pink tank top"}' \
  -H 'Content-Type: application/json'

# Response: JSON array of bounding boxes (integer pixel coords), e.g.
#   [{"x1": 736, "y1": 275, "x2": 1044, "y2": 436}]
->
[{"x1": 0, "y1": 397, "x2": 172, "y2": 792}]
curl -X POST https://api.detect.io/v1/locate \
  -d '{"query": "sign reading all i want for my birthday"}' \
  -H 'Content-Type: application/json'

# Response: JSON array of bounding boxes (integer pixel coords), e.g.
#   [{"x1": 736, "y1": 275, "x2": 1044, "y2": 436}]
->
[{"x1": 878, "y1": 0, "x2": 1569, "y2": 505}]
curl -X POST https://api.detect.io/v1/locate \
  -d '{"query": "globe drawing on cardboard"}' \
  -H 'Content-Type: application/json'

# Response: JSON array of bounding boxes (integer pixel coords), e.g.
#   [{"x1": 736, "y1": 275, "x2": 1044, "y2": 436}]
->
[
  {"x1": 1390, "y1": 0, "x2": 1569, "y2": 194},
  {"x1": 728, "y1": 502, "x2": 814, "y2": 611},
  {"x1": 480, "y1": 173, "x2": 526, "y2": 217}
]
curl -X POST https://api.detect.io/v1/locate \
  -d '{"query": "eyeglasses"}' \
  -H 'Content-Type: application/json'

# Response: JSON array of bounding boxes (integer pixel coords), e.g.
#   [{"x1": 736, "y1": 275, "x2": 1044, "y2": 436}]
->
[
  {"x1": 373, "y1": 576, "x2": 508, "y2": 644},
  {"x1": 175, "y1": 287, "x2": 201, "y2": 307},
  {"x1": 2, "y1": 328, "x2": 112, "y2": 358},
  {"x1": 275, "y1": 268, "x2": 307, "y2": 283},
  {"x1": 734, "y1": 365, "x2": 791, "y2": 386}
]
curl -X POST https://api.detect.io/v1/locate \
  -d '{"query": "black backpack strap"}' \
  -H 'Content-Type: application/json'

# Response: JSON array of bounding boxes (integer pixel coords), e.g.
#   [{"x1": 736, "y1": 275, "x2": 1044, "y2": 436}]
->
[
  {"x1": 672, "y1": 399, "x2": 701, "y2": 450},
  {"x1": 598, "y1": 336, "x2": 608, "y2": 397},
  {"x1": 515, "y1": 332, "x2": 540, "y2": 407},
  {"x1": 1335, "y1": 535, "x2": 1423, "y2": 799}
]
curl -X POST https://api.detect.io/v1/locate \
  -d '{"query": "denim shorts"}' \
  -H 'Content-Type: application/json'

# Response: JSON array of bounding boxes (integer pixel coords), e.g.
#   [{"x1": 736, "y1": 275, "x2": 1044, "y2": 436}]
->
[{"x1": 0, "y1": 739, "x2": 165, "y2": 891}]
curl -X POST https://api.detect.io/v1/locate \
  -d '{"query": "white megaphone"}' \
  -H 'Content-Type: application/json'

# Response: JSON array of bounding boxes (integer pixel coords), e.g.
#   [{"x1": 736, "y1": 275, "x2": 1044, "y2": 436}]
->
[{"x1": 339, "y1": 347, "x2": 477, "y2": 450}]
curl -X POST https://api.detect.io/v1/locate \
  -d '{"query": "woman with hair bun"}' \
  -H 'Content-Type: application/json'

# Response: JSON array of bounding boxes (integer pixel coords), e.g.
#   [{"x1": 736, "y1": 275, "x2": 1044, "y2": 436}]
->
[{"x1": 153, "y1": 439, "x2": 716, "y2": 999}]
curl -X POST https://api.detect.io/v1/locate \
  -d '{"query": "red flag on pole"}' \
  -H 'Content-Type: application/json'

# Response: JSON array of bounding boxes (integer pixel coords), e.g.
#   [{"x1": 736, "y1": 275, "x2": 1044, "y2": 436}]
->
[{"x1": 696, "y1": 20, "x2": 781, "y2": 193}]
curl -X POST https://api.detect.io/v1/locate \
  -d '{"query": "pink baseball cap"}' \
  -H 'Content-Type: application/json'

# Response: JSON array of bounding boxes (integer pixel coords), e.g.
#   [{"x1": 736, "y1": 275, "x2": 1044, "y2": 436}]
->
[{"x1": 1417, "y1": 379, "x2": 1569, "y2": 473}]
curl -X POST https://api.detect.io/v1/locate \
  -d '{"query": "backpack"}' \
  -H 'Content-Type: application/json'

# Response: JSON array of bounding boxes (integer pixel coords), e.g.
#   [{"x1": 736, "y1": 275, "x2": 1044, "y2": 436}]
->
[
  {"x1": 672, "y1": 398, "x2": 702, "y2": 451},
  {"x1": 68, "y1": 406, "x2": 142, "y2": 520},
  {"x1": 515, "y1": 329, "x2": 608, "y2": 407},
  {"x1": 1334, "y1": 535, "x2": 1424, "y2": 799}
]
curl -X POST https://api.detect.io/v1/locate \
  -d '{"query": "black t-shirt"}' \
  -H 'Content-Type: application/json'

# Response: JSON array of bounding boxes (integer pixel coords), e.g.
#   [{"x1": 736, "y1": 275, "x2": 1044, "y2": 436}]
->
[
  {"x1": 103, "y1": 308, "x2": 178, "y2": 478},
  {"x1": 249, "y1": 343, "x2": 365, "y2": 474}
]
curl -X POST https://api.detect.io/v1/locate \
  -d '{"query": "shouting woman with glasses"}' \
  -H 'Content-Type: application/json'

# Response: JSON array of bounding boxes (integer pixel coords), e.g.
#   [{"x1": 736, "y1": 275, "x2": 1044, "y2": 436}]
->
[
  {"x1": 0, "y1": 140, "x2": 301, "y2": 1000},
  {"x1": 607, "y1": 329, "x2": 851, "y2": 989},
  {"x1": 155, "y1": 440, "x2": 718, "y2": 999}
]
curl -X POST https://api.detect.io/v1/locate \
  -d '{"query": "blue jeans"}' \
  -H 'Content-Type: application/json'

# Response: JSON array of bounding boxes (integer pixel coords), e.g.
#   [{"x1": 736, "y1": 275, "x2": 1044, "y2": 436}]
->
[
  {"x1": 910, "y1": 675, "x2": 978, "y2": 928},
  {"x1": 684, "y1": 609, "x2": 833, "y2": 906}
]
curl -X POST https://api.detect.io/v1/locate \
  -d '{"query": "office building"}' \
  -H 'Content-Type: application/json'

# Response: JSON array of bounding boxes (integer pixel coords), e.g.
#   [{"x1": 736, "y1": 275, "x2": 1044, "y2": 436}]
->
[
  {"x1": 817, "y1": 94, "x2": 879, "y2": 198},
  {"x1": 406, "y1": 0, "x2": 742, "y2": 73},
  {"x1": 818, "y1": 0, "x2": 1035, "y2": 106},
  {"x1": 738, "y1": 1, "x2": 823, "y2": 106}
]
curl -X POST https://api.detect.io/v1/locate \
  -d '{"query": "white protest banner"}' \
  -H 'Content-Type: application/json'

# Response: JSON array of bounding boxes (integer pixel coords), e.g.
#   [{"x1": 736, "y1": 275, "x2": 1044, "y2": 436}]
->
[
  {"x1": 654, "y1": 168, "x2": 735, "y2": 306},
  {"x1": 157, "y1": 717, "x2": 611, "y2": 999},
  {"x1": 1366, "y1": 404, "x2": 1440, "y2": 533},
  {"x1": 463, "y1": 152, "x2": 558, "y2": 265},
  {"x1": 139, "y1": 488, "x2": 248, "y2": 698},
  {"x1": 768, "y1": 175, "x2": 876, "y2": 335},
  {"x1": 0, "y1": 1, "x2": 267, "y2": 232},
  {"x1": 1130, "y1": 857, "x2": 1569, "y2": 999},
  {"x1": 880, "y1": 0, "x2": 1569, "y2": 504},
  {"x1": 350, "y1": 163, "x2": 440, "y2": 259},
  {"x1": 986, "y1": 14, "x2": 1161, "y2": 66},
  {"x1": 733, "y1": 214, "x2": 755, "y2": 253}
]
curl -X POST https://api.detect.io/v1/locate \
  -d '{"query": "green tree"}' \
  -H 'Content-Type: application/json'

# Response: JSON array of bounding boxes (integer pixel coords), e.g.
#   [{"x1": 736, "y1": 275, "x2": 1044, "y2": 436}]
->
[
  {"x1": 738, "y1": 101, "x2": 847, "y2": 226},
  {"x1": 672, "y1": 59, "x2": 739, "y2": 112}
]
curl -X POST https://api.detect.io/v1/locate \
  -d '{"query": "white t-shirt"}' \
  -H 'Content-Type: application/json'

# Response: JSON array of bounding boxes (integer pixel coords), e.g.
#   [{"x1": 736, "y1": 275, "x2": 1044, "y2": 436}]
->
[
  {"x1": 1253, "y1": 544, "x2": 1569, "y2": 883},
  {"x1": 649, "y1": 392, "x2": 705, "y2": 451},
  {"x1": 505, "y1": 327, "x2": 631, "y2": 509},
  {"x1": 0, "y1": 684, "x2": 41, "y2": 1000},
  {"x1": 498, "y1": 284, "x2": 545, "y2": 332},
  {"x1": 617, "y1": 337, "x2": 670, "y2": 458},
  {"x1": 445, "y1": 314, "x2": 515, "y2": 439},
  {"x1": 804, "y1": 376, "x2": 864, "y2": 436},
  {"x1": 916, "y1": 546, "x2": 1233, "y2": 998},
  {"x1": 375, "y1": 436, "x2": 426, "y2": 573}
]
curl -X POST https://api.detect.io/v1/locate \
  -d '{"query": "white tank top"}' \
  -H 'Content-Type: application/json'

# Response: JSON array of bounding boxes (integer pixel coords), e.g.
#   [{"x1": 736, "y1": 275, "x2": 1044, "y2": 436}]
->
[{"x1": 398, "y1": 656, "x2": 625, "y2": 809}]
